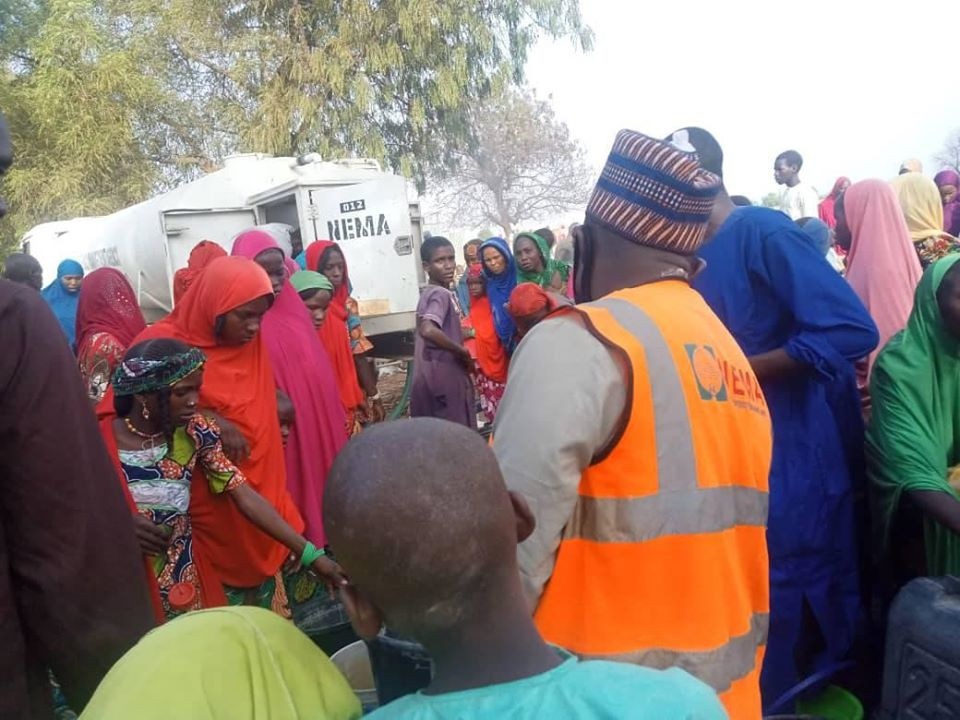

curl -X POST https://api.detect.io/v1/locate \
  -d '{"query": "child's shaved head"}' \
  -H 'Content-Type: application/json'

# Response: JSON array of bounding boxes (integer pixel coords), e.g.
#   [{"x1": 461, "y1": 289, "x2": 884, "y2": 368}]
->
[{"x1": 324, "y1": 418, "x2": 523, "y2": 639}]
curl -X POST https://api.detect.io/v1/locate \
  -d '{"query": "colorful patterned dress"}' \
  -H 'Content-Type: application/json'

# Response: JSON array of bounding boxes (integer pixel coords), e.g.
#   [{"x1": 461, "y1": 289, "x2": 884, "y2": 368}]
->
[
  {"x1": 914, "y1": 233, "x2": 960, "y2": 269},
  {"x1": 118, "y1": 415, "x2": 244, "y2": 619},
  {"x1": 346, "y1": 296, "x2": 376, "y2": 432}
]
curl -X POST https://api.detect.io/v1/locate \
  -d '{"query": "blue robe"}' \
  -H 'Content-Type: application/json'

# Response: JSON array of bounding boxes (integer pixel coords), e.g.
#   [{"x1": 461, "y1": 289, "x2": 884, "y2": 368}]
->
[
  {"x1": 41, "y1": 259, "x2": 83, "y2": 351},
  {"x1": 694, "y1": 207, "x2": 878, "y2": 709}
]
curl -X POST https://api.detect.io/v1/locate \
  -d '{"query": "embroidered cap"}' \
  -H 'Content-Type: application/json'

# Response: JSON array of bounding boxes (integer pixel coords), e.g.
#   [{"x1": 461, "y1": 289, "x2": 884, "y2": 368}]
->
[
  {"x1": 112, "y1": 347, "x2": 206, "y2": 397},
  {"x1": 586, "y1": 129, "x2": 721, "y2": 255}
]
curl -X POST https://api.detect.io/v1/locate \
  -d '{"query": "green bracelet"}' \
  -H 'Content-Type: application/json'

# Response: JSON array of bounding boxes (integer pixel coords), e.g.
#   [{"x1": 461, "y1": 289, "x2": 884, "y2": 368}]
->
[{"x1": 300, "y1": 541, "x2": 326, "y2": 568}]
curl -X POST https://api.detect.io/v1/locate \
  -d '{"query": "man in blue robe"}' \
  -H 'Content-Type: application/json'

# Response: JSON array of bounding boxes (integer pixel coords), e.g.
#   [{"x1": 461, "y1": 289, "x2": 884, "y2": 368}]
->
[{"x1": 669, "y1": 127, "x2": 878, "y2": 710}]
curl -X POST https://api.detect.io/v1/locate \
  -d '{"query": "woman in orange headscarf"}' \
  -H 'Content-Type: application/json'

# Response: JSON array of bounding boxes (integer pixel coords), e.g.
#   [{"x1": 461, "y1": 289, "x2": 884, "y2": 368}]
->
[
  {"x1": 303, "y1": 241, "x2": 380, "y2": 434},
  {"x1": 173, "y1": 240, "x2": 226, "y2": 304},
  {"x1": 463, "y1": 264, "x2": 509, "y2": 423},
  {"x1": 505, "y1": 282, "x2": 572, "y2": 339},
  {"x1": 129, "y1": 256, "x2": 304, "y2": 610}
]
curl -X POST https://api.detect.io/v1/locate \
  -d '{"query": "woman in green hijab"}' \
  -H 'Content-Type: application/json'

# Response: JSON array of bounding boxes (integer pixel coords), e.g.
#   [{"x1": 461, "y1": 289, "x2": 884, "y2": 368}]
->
[
  {"x1": 869, "y1": 253, "x2": 960, "y2": 585},
  {"x1": 513, "y1": 232, "x2": 569, "y2": 295}
]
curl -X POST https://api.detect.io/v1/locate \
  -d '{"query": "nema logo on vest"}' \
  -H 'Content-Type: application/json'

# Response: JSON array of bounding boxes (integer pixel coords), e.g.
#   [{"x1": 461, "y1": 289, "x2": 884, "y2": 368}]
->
[{"x1": 686, "y1": 344, "x2": 728, "y2": 401}]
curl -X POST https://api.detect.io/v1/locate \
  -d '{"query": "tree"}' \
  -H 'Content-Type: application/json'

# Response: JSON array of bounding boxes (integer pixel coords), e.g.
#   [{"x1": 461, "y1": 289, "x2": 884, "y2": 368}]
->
[
  {"x1": 935, "y1": 128, "x2": 960, "y2": 174},
  {"x1": 108, "y1": 0, "x2": 592, "y2": 188},
  {"x1": 427, "y1": 87, "x2": 592, "y2": 238},
  {"x1": 761, "y1": 192, "x2": 781, "y2": 209},
  {"x1": 0, "y1": 0, "x2": 592, "y2": 254},
  {"x1": 0, "y1": 0, "x2": 171, "y2": 251}
]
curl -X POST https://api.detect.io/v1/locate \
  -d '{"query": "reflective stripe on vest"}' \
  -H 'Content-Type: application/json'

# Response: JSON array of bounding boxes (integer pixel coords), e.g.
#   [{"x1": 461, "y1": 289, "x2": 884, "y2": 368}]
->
[
  {"x1": 580, "y1": 612, "x2": 769, "y2": 695},
  {"x1": 532, "y1": 285, "x2": 770, "y2": 720},
  {"x1": 592, "y1": 297, "x2": 698, "y2": 491},
  {"x1": 575, "y1": 297, "x2": 767, "y2": 542},
  {"x1": 565, "y1": 485, "x2": 768, "y2": 542}
]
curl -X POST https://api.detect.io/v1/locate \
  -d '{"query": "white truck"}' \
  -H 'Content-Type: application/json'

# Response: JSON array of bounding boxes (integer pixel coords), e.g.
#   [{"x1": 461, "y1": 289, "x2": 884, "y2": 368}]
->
[{"x1": 22, "y1": 153, "x2": 425, "y2": 355}]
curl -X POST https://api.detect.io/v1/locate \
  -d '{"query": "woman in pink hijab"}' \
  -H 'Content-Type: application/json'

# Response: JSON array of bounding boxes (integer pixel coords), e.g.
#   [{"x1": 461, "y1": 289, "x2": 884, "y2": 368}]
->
[
  {"x1": 231, "y1": 229, "x2": 347, "y2": 545},
  {"x1": 835, "y1": 180, "x2": 922, "y2": 404}
]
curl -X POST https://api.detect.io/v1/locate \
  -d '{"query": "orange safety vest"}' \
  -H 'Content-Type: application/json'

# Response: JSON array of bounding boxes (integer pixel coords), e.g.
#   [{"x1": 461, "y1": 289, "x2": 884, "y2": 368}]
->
[{"x1": 533, "y1": 281, "x2": 772, "y2": 720}]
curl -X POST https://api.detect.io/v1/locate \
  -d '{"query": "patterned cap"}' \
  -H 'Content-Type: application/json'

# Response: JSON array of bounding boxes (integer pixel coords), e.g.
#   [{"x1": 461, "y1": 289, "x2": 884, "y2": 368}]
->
[
  {"x1": 586, "y1": 129, "x2": 721, "y2": 255},
  {"x1": 112, "y1": 347, "x2": 206, "y2": 397}
]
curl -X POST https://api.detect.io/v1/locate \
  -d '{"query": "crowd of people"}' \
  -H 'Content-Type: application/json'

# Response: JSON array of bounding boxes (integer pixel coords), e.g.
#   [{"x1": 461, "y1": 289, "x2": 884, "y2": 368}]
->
[{"x1": 5, "y1": 102, "x2": 960, "y2": 719}]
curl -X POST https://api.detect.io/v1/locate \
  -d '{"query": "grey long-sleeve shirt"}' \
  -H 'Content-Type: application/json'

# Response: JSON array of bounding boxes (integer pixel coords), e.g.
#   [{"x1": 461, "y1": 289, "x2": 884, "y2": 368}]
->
[{"x1": 493, "y1": 314, "x2": 626, "y2": 607}]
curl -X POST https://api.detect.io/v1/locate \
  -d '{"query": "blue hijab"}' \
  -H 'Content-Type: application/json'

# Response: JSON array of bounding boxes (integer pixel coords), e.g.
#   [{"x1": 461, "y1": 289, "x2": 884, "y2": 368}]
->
[
  {"x1": 41, "y1": 259, "x2": 84, "y2": 349},
  {"x1": 479, "y1": 237, "x2": 518, "y2": 352}
]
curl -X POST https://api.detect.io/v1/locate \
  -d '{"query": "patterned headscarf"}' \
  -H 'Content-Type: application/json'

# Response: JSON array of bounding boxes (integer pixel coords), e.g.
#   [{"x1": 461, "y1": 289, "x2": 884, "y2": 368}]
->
[{"x1": 112, "y1": 346, "x2": 206, "y2": 396}]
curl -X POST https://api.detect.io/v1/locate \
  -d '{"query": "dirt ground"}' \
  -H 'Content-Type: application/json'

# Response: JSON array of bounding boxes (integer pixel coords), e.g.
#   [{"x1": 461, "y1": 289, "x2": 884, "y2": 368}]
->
[
  {"x1": 377, "y1": 362, "x2": 410, "y2": 418},
  {"x1": 375, "y1": 361, "x2": 491, "y2": 435}
]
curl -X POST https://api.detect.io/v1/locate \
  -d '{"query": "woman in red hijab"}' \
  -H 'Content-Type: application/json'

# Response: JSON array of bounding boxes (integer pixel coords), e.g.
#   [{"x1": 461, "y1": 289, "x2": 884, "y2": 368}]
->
[
  {"x1": 76, "y1": 268, "x2": 146, "y2": 405},
  {"x1": 818, "y1": 176, "x2": 851, "y2": 228},
  {"x1": 173, "y1": 240, "x2": 226, "y2": 305},
  {"x1": 304, "y1": 240, "x2": 381, "y2": 434},
  {"x1": 128, "y1": 256, "x2": 304, "y2": 611}
]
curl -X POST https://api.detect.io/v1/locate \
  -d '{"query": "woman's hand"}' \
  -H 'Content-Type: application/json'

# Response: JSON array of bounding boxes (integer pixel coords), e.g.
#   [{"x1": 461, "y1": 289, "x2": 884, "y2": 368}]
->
[
  {"x1": 368, "y1": 397, "x2": 386, "y2": 423},
  {"x1": 133, "y1": 515, "x2": 170, "y2": 556},
  {"x1": 458, "y1": 346, "x2": 476, "y2": 374},
  {"x1": 308, "y1": 555, "x2": 349, "y2": 593},
  {"x1": 283, "y1": 552, "x2": 301, "y2": 575},
  {"x1": 207, "y1": 412, "x2": 250, "y2": 464}
]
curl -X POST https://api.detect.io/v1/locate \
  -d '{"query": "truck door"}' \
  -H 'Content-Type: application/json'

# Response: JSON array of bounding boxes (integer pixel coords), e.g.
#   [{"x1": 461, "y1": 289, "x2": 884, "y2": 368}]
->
[
  {"x1": 299, "y1": 176, "x2": 418, "y2": 336},
  {"x1": 160, "y1": 208, "x2": 258, "y2": 307}
]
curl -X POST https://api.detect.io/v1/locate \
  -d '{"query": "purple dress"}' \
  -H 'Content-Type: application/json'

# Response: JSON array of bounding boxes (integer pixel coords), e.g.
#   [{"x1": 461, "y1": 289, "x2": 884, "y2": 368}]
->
[{"x1": 410, "y1": 285, "x2": 477, "y2": 428}]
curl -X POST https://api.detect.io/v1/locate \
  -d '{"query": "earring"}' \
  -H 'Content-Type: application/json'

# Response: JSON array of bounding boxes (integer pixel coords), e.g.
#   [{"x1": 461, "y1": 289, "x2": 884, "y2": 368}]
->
[{"x1": 142, "y1": 405, "x2": 150, "y2": 421}]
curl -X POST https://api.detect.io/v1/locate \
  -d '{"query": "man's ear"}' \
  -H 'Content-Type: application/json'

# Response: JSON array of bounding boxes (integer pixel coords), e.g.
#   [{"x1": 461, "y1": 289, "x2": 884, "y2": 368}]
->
[
  {"x1": 508, "y1": 490, "x2": 536, "y2": 544},
  {"x1": 338, "y1": 584, "x2": 384, "y2": 641}
]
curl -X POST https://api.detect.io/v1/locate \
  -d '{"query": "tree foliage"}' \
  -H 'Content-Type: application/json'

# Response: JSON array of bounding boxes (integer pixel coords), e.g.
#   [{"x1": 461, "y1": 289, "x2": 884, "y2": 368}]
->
[
  {"x1": 0, "y1": 0, "x2": 198, "y2": 249},
  {"x1": 760, "y1": 191, "x2": 781, "y2": 209},
  {"x1": 936, "y1": 128, "x2": 960, "y2": 174},
  {"x1": 428, "y1": 86, "x2": 592, "y2": 238},
  {"x1": 1, "y1": 0, "x2": 591, "y2": 254}
]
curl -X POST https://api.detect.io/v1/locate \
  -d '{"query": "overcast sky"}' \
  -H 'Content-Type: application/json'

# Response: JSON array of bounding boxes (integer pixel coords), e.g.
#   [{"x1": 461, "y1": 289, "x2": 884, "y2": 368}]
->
[{"x1": 525, "y1": 0, "x2": 960, "y2": 204}]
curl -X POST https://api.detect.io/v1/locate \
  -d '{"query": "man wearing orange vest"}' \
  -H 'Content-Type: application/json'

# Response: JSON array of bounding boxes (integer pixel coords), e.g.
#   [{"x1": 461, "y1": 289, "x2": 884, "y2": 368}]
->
[{"x1": 493, "y1": 129, "x2": 773, "y2": 719}]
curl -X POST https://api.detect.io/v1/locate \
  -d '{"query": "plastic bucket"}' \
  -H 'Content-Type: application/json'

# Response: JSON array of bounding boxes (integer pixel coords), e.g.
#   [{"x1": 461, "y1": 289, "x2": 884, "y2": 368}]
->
[
  {"x1": 331, "y1": 641, "x2": 379, "y2": 713},
  {"x1": 794, "y1": 685, "x2": 863, "y2": 720},
  {"x1": 286, "y1": 571, "x2": 358, "y2": 657}
]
